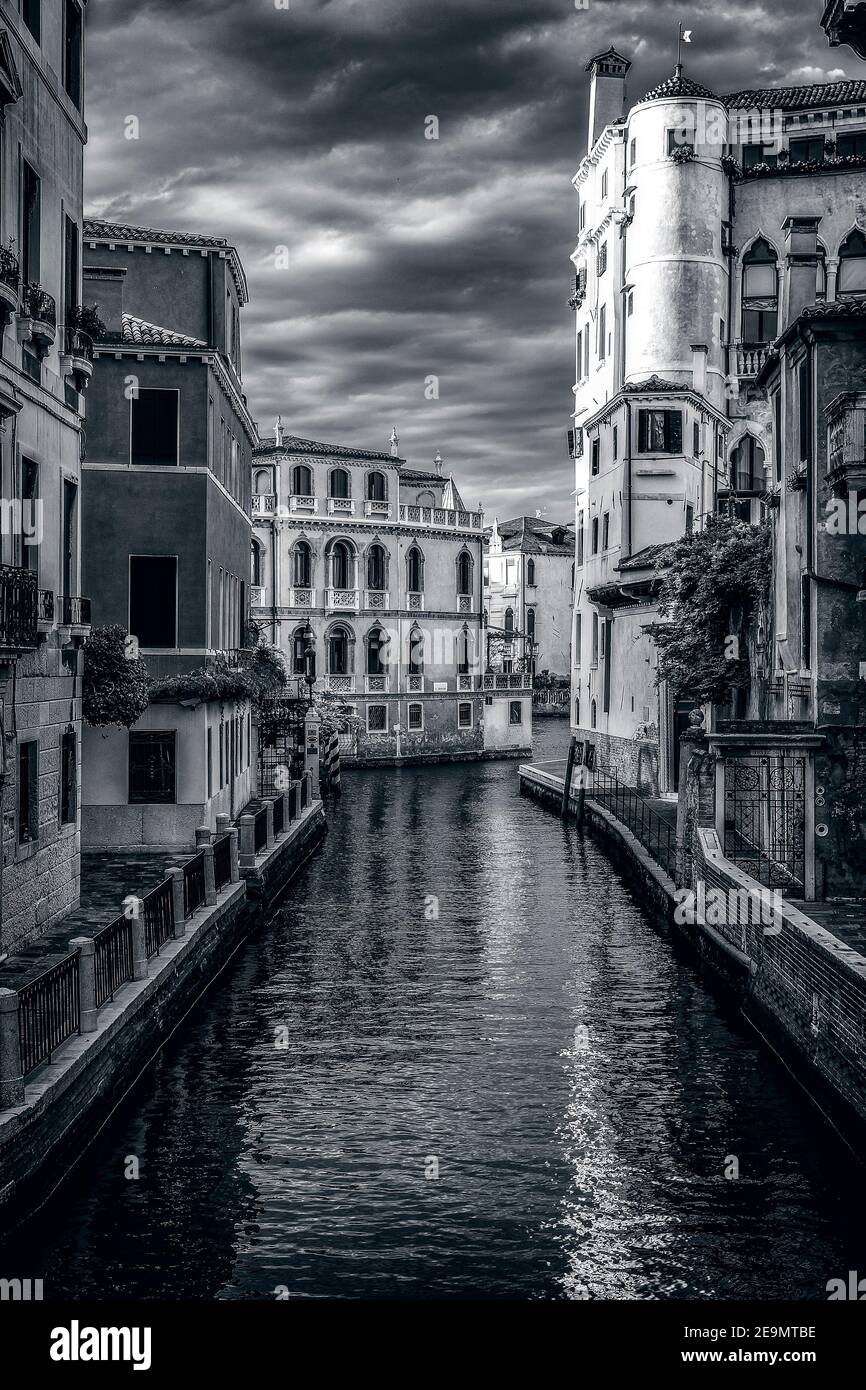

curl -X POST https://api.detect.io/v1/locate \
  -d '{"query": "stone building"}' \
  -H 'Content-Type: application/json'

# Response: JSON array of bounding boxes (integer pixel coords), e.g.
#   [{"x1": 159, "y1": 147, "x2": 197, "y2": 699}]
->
[
  {"x1": 0, "y1": 0, "x2": 90, "y2": 953},
  {"x1": 484, "y1": 516, "x2": 574, "y2": 680},
  {"x1": 570, "y1": 41, "x2": 866, "y2": 827},
  {"x1": 251, "y1": 431, "x2": 532, "y2": 762},
  {"x1": 79, "y1": 218, "x2": 257, "y2": 846}
]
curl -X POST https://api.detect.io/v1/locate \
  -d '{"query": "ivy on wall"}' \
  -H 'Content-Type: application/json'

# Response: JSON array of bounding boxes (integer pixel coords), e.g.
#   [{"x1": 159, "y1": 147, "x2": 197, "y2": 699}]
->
[
  {"x1": 647, "y1": 515, "x2": 772, "y2": 704},
  {"x1": 148, "y1": 645, "x2": 288, "y2": 707},
  {"x1": 83, "y1": 625, "x2": 150, "y2": 729}
]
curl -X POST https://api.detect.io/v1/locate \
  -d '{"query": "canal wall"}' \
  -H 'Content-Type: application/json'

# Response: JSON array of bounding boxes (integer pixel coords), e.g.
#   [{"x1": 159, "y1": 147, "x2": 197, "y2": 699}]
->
[
  {"x1": 0, "y1": 800, "x2": 326, "y2": 1229},
  {"x1": 519, "y1": 763, "x2": 866, "y2": 1149}
]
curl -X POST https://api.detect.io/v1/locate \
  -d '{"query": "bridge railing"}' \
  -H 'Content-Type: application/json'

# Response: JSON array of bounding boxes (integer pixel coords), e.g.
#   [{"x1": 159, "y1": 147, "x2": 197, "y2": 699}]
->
[{"x1": 588, "y1": 768, "x2": 677, "y2": 879}]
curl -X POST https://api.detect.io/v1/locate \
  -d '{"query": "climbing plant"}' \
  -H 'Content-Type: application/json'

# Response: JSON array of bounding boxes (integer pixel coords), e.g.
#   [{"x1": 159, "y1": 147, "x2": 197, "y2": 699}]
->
[
  {"x1": 83, "y1": 625, "x2": 150, "y2": 729},
  {"x1": 148, "y1": 644, "x2": 288, "y2": 706},
  {"x1": 647, "y1": 515, "x2": 772, "y2": 704}
]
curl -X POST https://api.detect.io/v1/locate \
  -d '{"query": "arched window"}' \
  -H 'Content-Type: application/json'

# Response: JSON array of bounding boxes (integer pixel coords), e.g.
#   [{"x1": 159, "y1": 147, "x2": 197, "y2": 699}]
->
[
  {"x1": 290, "y1": 464, "x2": 312, "y2": 497},
  {"x1": 816, "y1": 244, "x2": 827, "y2": 302},
  {"x1": 251, "y1": 541, "x2": 263, "y2": 587},
  {"x1": 254, "y1": 469, "x2": 271, "y2": 495},
  {"x1": 590, "y1": 699, "x2": 597, "y2": 729},
  {"x1": 407, "y1": 545, "x2": 424, "y2": 592},
  {"x1": 366, "y1": 626, "x2": 390, "y2": 675},
  {"x1": 730, "y1": 436, "x2": 766, "y2": 492},
  {"x1": 293, "y1": 541, "x2": 312, "y2": 587},
  {"x1": 366, "y1": 544, "x2": 386, "y2": 592},
  {"x1": 330, "y1": 540, "x2": 354, "y2": 590},
  {"x1": 527, "y1": 558, "x2": 536, "y2": 586},
  {"x1": 838, "y1": 229, "x2": 866, "y2": 298},
  {"x1": 741, "y1": 238, "x2": 778, "y2": 343},
  {"x1": 408, "y1": 625, "x2": 424, "y2": 674},
  {"x1": 456, "y1": 551, "x2": 472, "y2": 596},
  {"x1": 574, "y1": 696, "x2": 580, "y2": 726},
  {"x1": 366, "y1": 471, "x2": 387, "y2": 501},
  {"x1": 527, "y1": 608, "x2": 536, "y2": 639},
  {"x1": 327, "y1": 626, "x2": 351, "y2": 675},
  {"x1": 504, "y1": 606, "x2": 514, "y2": 635},
  {"x1": 291, "y1": 624, "x2": 311, "y2": 675},
  {"x1": 456, "y1": 624, "x2": 470, "y2": 675},
  {"x1": 417, "y1": 490, "x2": 435, "y2": 508},
  {"x1": 329, "y1": 468, "x2": 350, "y2": 499}
]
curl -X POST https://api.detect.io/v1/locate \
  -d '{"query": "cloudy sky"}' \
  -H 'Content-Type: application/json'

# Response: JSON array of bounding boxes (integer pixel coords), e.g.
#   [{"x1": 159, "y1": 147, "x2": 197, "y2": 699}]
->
[{"x1": 85, "y1": 0, "x2": 855, "y2": 520}]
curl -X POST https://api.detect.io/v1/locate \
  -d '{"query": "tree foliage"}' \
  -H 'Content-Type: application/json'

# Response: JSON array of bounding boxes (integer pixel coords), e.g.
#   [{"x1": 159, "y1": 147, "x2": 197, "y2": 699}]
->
[
  {"x1": 83, "y1": 625, "x2": 150, "y2": 729},
  {"x1": 148, "y1": 644, "x2": 288, "y2": 706},
  {"x1": 647, "y1": 515, "x2": 772, "y2": 704}
]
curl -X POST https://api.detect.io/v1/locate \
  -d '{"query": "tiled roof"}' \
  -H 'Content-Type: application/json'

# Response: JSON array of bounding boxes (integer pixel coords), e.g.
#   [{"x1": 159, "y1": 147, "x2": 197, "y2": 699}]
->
[
  {"x1": 800, "y1": 297, "x2": 866, "y2": 317},
  {"x1": 490, "y1": 517, "x2": 575, "y2": 555},
  {"x1": 639, "y1": 70, "x2": 719, "y2": 105},
  {"x1": 621, "y1": 374, "x2": 690, "y2": 394},
  {"x1": 400, "y1": 468, "x2": 444, "y2": 483},
  {"x1": 255, "y1": 435, "x2": 399, "y2": 463},
  {"x1": 84, "y1": 217, "x2": 249, "y2": 305},
  {"x1": 617, "y1": 542, "x2": 673, "y2": 573},
  {"x1": 116, "y1": 313, "x2": 206, "y2": 348},
  {"x1": 723, "y1": 80, "x2": 866, "y2": 110}
]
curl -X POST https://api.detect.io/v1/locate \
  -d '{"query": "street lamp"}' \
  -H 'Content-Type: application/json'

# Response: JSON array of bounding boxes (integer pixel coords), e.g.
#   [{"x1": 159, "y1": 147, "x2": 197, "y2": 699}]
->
[{"x1": 301, "y1": 621, "x2": 316, "y2": 707}]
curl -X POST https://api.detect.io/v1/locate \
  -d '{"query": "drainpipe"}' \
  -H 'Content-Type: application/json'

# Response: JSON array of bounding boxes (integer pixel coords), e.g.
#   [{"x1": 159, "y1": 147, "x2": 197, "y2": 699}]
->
[{"x1": 625, "y1": 401, "x2": 633, "y2": 558}]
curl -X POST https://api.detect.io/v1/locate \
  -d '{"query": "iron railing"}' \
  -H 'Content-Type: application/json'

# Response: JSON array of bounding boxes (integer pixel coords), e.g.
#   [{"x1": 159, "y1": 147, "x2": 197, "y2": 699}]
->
[
  {"x1": 213, "y1": 833, "x2": 232, "y2": 891},
  {"x1": 143, "y1": 878, "x2": 175, "y2": 958},
  {"x1": 0, "y1": 244, "x2": 20, "y2": 293},
  {"x1": 254, "y1": 806, "x2": 268, "y2": 853},
  {"x1": 588, "y1": 768, "x2": 677, "y2": 879},
  {"x1": 272, "y1": 795, "x2": 284, "y2": 838},
  {"x1": 38, "y1": 588, "x2": 55, "y2": 624},
  {"x1": 18, "y1": 952, "x2": 80, "y2": 1076},
  {"x1": 0, "y1": 564, "x2": 38, "y2": 647},
  {"x1": 94, "y1": 915, "x2": 133, "y2": 1008},
  {"x1": 60, "y1": 594, "x2": 92, "y2": 626},
  {"x1": 64, "y1": 326, "x2": 94, "y2": 360},
  {"x1": 22, "y1": 283, "x2": 56, "y2": 328},
  {"x1": 182, "y1": 851, "x2": 207, "y2": 918}
]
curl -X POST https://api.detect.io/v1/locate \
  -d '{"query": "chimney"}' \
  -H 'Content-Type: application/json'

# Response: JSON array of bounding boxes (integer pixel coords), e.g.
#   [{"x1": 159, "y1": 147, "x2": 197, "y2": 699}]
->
[
  {"x1": 690, "y1": 344, "x2": 708, "y2": 396},
  {"x1": 83, "y1": 265, "x2": 125, "y2": 338},
  {"x1": 585, "y1": 49, "x2": 631, "y2": 153},
  {"x1": 782, "y1": 215, "x2": 822, "y2": 329}
]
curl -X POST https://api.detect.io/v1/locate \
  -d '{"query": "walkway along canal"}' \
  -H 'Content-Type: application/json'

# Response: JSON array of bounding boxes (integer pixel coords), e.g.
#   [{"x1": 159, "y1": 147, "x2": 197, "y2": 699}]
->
[{"x1": 1, "y1": 725, "x2": 865, "y2": 1299}]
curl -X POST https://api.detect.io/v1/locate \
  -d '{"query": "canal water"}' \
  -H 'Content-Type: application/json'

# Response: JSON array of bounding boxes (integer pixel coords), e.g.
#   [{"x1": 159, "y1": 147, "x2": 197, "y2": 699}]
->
[{"x1": 2, "y1": 723, "x2": 866, "y2": 1300}]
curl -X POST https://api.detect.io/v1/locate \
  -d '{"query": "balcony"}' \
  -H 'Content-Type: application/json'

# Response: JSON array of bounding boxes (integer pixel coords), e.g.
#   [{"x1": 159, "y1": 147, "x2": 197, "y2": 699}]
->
[
  {"x1": 364, "y1": 499, "x2": 391, "y2": 519},
  {"x1": 19, "y1": 284, "x2": 57, "y2": 354},
  {"x1": 325, "y1": 588, "x2": 359, "y2": 612},
  {"x1": 251, "y1": 494, "x2": 277, "y2": 515},
  {"x1": 290, "y1": 587, "x2": 315, "y2": 608},
  {"x1": 59, "y1": 595, "x2": 92, "y2": 630},
  {"x1": 407, "y1": 591, "x2": 424, "y2": 612},
  {"x1": 38, "y1": 588, "x2": 55, "y2": 634},
  {"x1": 327, "y1": 497, "x2": 355, "y2": 517},
  {"x1": 826, "y1": 391, "x2": 866, "y2": 494},
  {"x1": 0, "y1": 565, "x2": 38, "y2": 650},
  {"x1": 0, "y1": 243, "x2": 20, "y2": 322},
  {"x1": 289, "y1": 495, "x2": 318, "y2": 514},
  {"x1": 482, "y1": 672, "x2": 533, "y2": 692},
  {"x1": 364, "y1": 589, "x2": 389, "y2": 610},
  {"x1": 326, "y1": 674, "x2": 355, "y2": 694},
  {"x1": 250, "y1": 585, "x2": 266, "y2": 607},
  {"x1": 457, "y1": 673, "x2": 475, "y2": 692},
  {"x1": 62, "y1": 326, "x2": 94, "y2": 391},
  {"x1": 399, "y1": 504, "x2": 483, "y2": 531},
  {"x1": 365, "y1": 673, "x2": 390, "y2": 693},
  {"x1": 735, "y1": 344, "x2": 770, "y2": 379},
  {"x1": 407, "y1": 674, "x2": 424, "y2": 693}
]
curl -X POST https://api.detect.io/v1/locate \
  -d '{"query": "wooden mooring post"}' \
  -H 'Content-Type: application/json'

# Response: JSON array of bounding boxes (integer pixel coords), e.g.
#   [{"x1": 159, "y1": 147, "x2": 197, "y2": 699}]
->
[{"x1": 561, "y1": 736, "x2": 578, "y2": 820}]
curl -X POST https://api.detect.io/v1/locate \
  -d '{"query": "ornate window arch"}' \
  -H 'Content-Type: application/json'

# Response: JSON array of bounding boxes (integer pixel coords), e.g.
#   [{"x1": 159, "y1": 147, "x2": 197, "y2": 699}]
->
[
  {"x1": 417, "y1": 490, "x2": 435, "y2": 508},
  {"x1": 254, "y1": 468, "x2": 271, "y2": 495},
  {"x1": 366, "y1": 542, "x2": 387, "y2": 592},
  {"x1": 366, "y1": 624, "x2": 390, "y2": 675},
  {"x1": 526, "y1": 607, "x2": 536, "y2": 640},
  {"x1": 408, "y1": 623, "x2": 424, "y2": 674},
  {"x1": 730, "y1": 434, "x2": 766, "y2": 492},
  {"x1": 504, "y1": 606, "x2": 514, "y2": 635},
  {"x1": 590, "y1": 698, "x2": 597, "y2": 729},
  {"x1": 251, "y1": 538, "x2": 264, "y2": 587},
  {"x1": 527, "y1": 557, "x2": 536, "y2": 586},
  {"x1": 292, "y1": 538, "x2": 313, "y2": 588},
  {"x1": 327, "y1": 538, "x2": 356, "y2": 590},
  {"x1": 455, "y1": 623, "x2": 471, "y2": 675},
  {"x1": 741, "y1": 236, "x2": 778, "y2": 343},
  {"x1": 326, "y1": 622, "x2": 354, "y2": 676},
  {"x1": 366, "y1": 470, "x2": 387, "y2": 501},
  {"x1": 838, "y1": 228, "x2": 866, "y2": 298},
  {"x1": 290, "y1": 463, "x2": 312, "y2": 496},
  {"x1": 290, "y1": 623, "x2": 313, "y2": 675},
  {"x1": 407, "y1": 544, "x2": 425, "y2": 593},
  {"x1": 574, "y1": 696, "x2": 580, "y2": 726},
  {"x1": 328, "y1": 467, "x2": 351, "y2": 499},
  {"x1": 456, "y1": 549, "x2": 473, "y2": 596}
]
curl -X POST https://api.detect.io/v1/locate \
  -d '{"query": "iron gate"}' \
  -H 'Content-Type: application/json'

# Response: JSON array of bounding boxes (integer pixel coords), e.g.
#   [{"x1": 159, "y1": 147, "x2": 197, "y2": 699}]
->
[
  {"x1": 722, "y1": 753, "x2": 806, "y2": 891},
  {"x1": 258, "y1": 696, "x2": 306, "y2": 797}
]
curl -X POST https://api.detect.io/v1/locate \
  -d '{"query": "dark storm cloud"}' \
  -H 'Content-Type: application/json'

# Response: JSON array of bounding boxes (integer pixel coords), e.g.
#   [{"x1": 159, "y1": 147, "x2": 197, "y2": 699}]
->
[{"x1": 85, "y1": 0, "x2": 857, "y2": 519}]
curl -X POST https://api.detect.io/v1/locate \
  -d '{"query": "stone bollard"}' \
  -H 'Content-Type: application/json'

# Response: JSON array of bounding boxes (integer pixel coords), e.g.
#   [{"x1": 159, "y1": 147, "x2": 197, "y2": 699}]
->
[
  {"x1": 0, "y1": 988, "x2": 24, "y2": 1110},
  {"x1": 239, "y1": 813, "x2": 256, "y2": 868},
  {"x1": 228, "y1": 827, "x2": 240, "y2": 882},
  {"x1": 70, "y1": 937, "x2": 98, "y2": 1033},
  {"x1": 282, "y1": 789, "x2": 291, "y2": 833},
  {"x1": 168, "y1": 868, "x2": 186, "y2": 938},
  {"x1": 196, "y1": 828, "x2": 217, "y2": 906},
  {"x1": 265, "y1": 800, "x2": 275, "y2": 849},
  {"x1": 130, "y1": 909, "x2": 148, "y2": 981}
]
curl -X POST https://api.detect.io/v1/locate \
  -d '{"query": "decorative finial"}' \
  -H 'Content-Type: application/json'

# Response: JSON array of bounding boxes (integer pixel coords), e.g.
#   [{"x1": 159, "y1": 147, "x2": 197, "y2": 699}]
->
[
  {"x1": 434, "y1": 450, "x2": 443, "y2": 477},
  {"x1": 389, "y1": 425, "x2": 399, "y2": 457},
  {"x1": 274, "y1": 415, "x2": 283, "y2": 448}
]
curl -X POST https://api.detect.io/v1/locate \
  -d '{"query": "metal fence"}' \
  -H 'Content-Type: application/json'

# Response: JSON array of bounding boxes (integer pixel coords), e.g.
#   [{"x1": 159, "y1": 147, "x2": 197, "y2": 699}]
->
[
  {"x1": 213, "y1": 833, "x2": 232, "y2": 891},
  {"x1": 143, "y1": 879, "x2": 175, "y2": 958},
  {"x1": 254, "y1": 806, "x2": 269, "y2": 853},
  {"x1": 94, "y1": 915, "x2": 133, "y2": 1008},
  {"x1": 183, "y1": 851, "x2": 207, "y2": 918},
  {"x1": 272, "y1": 795, "x2": 285, "y2": 838},
  {"x1": 18, "y1": 952, "x2": 81, "y2": 1075},
  {"x1": 588, "y1": 768, "x2": 677, "y2": 879}
]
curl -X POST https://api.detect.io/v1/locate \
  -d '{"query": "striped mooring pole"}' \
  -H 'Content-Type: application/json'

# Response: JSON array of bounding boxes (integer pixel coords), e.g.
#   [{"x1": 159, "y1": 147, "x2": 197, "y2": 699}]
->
[{"x1": 324, "y1": 730, "x2": 342, "y2": 797}]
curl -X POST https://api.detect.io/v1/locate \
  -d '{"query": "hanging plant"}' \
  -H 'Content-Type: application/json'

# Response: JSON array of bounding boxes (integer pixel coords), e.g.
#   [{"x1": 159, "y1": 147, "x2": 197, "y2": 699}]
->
[
  {"x1": 83, "y1": 625, "x2": 150, "y2": 729},
  {"x1": 670, "y1": 143, "x2": 695, "y2": 163},
  {"x1": 646, "y1": 515, "x2": 772, "y2": 704}
]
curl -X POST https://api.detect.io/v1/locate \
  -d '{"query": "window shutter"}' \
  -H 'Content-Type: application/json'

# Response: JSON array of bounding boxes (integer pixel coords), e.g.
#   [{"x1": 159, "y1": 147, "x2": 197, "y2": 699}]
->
[
  {"x1": 567, "y1": 428, "x2": 575, "y2": 458},
  {"x1": 638, "y1": 410, "x2": 649, "y2": 452},
  {"x1": 666, "y1": 410, "x2": 683, "y2": 453}
]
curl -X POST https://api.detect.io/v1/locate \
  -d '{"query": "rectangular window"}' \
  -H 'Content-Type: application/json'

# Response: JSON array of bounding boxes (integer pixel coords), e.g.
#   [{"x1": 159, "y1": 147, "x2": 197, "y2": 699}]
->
[
  {"x1": 207, "y1": 726, "x2": 213, "y2": 798},
  {"x1": 577, "y1": 514, "x2": 584, "y2": 566},
  {"x1": 591, "y1": 438, "x2": 600, "y2": 476},
  {"x1": 219, "y1": 722, "x2": 224, "y2": 786},
  {"x1": 575, "y1": 612, "x2": 582, "y2": 662},
  {"x1": 686, "y1": 503, "x2": 694, "y2": 534},
  {"x1": 584, "y1": 331, "x2": 590, "y2": 378},
  {"x1": 64, "y1": 0, "x2": 83, "y2": 108},
  {"x1": 637, "y1": 408, "x2": 682, "y2": 453},
  {"x1": 579, "y1": 201, "x2": 586, "y2": 232},
  {"x1": 60, "y1": 729, "x2": 76, "y2": 825},
  {"x1": 743, "y1": 143, "x2": 777, "y2": 169},
  {"x1": 602, "y1": 619, "x2": 612, "y2": 713},
  {"x1": 597, "y1": 241, "x2": 607, "y2": 277},
  {"x1": 591, "y1": 516, "x2": 599, "y2": 555},
  {"x1": 693, "y1": 421, "x2": 700, "y2": 456},
  {"x1": 626, "y1": 291, "x2": 634, "y2": 317},
  {"x1": 128, "y1": 731, "x2": 177, "y2": 805},
  {"x1": 789, "y1": 135, "x2": 825, "y2": 164},
  {"x1": 800, "y1": 573, "x2": 811, "y2": 671},
  {"x1": 576, "y1": 330, "x2": 583, "y2": 376},
  {"x1": 18, "y1": 740, "x2": 38, "y2": 844},
  {"x1": 601, "y1": 170, "x2": 608, "y2": 200},
  {"x1": 457, "y1": 702, "x2": 473, "y2": 730},
  {"x1": 798, "y1": 355, "x2": 812, "y2": 465},
  {"x1": 131, "y1": 389, "x2": 179, "y2": 467},
  {"x1": 773, "y1": 389, "x2": 782, "y2": 483},
  {"x1": 591, "y1": 612, "x2": 599, "y2": 665},
  {"x1": 837, "y1": 131, "x2": 866, "y2": 159},
  {"x1": 64, "y1": 213, "x2": 79, "y2": 319},
  {"x1": 22, "y1": 159, "x2": 41, "y2": 283},
  {"x1": 613, "y1": 426, "x2": 618, "y2": 460},
  {"x1": 367, "y1": 704, "x2": 388, "y2": 732},
  {"x1": 23, "y1": 0, "x2": 40, "y2": 41},
  {"x1": 629, "y1": 138, "x2": 636, "y2": 167},
  {"x1": 22, "y1": 458, "x2": 38, "y2": 575},
  {"x1": 602, "y1": 512, "x2": 610, "y2": 550},
  {"x1": 509, "y1": 701, "x2": 522, "y2": 726},
  {"x1": 598, "y1": 304, "x2": 606, "y2": 360},
  {"x1": 129, "y1": 555, "x2": 177, "y2": 648},
  {"x1": 408, "y1": 702, "x2": 423, "y2": 731}
]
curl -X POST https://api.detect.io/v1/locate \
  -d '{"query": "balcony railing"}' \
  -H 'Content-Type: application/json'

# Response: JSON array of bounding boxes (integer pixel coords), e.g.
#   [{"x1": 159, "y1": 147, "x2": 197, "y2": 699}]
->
[
  {"x1": 364, "y1": 590, "x2": 389, "y2": 610},
  {"x1": 364, "y1": 499, "x2": 391, "y2": 518},
  {"x1": 60, "y1": 594, "x2": 92, "y2": 627},
  {"x1": 64, "y1": 326, "x2": 93, "y2": 361},
  {"x1": 325, "y1": 588, "x2": 359, "y2": 611},
  {"x1": 399, "y1": 504, "x2": 483, "y2": 530},
  {"x1": 18, "y1": 952, "x2": 80, "y2": 1076},
  {"x1": 365, "y1": 673, "x2": 389, "y2": 693},
  {"x1": 0, "y1": 244, "x2": 19, "y2": 309},
  {"x1": 407, "y1": 674, "x2": 424, "y2": 692},
  {"x1": 252, "y1": 494, "x2": 277, "y2": 514},
  {"x1": 290, "y1": 587, "x2": 315, "y2": 608},
  {"x1": 327, "y1": 497, "x2": 355, "y2": 516},
  {"x1": 289, "y1": 495, "x2": 317, "y2": 513},
  {"x1": 326, "y1": 675, "x2": 355, "y2": 694},
  {"x1": 735, "y1": 344, "x2": 770, "y2": 378},
  {"x1": 407, "y1": 591, "x2": 424, "y2": 612},
  {"x1": 250, "y1": 584, "x2": 266, "y2": 607},
  {"x1": 482, "y1": 672, "x2": 533, "y2": 691},
  {"x1": 0, "y1": 564, "x2": 38, "y2": 648},
  {"x1": 827, "y1": 394, "x2": 866, "y2": 485},
  {"x1": 38, "y1": 588, "x2": 54, "y2": 625},
  {"x1": 22, "y1": 283, "x2": 57, "y2": 332}
]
